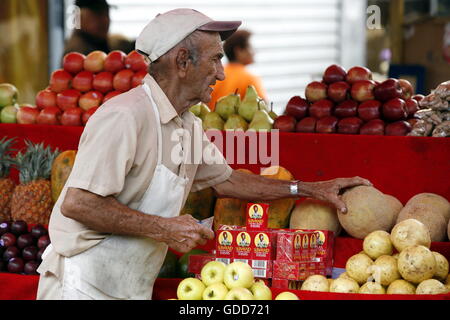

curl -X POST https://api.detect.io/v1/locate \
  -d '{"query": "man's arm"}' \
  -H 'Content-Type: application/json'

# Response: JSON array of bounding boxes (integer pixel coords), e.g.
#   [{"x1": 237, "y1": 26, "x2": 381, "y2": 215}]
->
[
  {"x1": 212, "y1": 170, "x2": 372, "y2": 213},
  {"x1": 61, "y1": 187, "x2": 214, "y2": 253}
]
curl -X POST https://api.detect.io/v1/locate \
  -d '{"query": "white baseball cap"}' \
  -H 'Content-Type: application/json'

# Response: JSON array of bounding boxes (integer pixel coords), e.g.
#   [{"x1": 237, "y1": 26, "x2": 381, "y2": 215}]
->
[{"x1": 136, "y1": 8, "x2": 242, "y2": 62}]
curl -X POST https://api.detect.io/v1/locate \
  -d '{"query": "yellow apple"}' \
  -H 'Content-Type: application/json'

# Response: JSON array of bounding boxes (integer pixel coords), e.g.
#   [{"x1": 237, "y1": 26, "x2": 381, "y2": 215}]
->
[
  {"x1": 202, "y1": 283, "x2": 229, "y2": 300},
  {"x1": 201, "y1": 261, "x2": 227, "y2": 286},
  {"x1": 225, "y1": 287, "x2": 254, "y2": 300},
  {"x1": 250, "y1": 280, "x2": 272, "y2": 300},
  {"x1": 177, "y1": 278, "x2": 205, "y2": 300},
  {"x1": 224, "y1": 261, "x2": 254, "y2": 289},
  {"x1": 275, "y1": 291, "x2": 300, "y2": 300}
]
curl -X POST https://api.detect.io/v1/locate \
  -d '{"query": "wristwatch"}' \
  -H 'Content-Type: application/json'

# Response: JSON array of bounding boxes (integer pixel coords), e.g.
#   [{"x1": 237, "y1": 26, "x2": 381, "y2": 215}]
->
[{"x1": 290, "y1": 180, "x2": 300, "y2": 196}]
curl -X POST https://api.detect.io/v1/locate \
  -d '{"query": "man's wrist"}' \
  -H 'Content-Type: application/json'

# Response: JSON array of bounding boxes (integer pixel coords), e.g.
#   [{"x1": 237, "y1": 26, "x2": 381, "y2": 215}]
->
[{"x1": 296, "y1": 180, "x2": 314, "y2": 198}]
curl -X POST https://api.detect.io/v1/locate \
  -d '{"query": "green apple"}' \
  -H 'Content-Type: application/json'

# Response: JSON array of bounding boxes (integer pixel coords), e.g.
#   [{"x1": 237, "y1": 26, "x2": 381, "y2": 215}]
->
[
  {"x1": 176, "y1": 278, "x2": 205, "y2": 300},
  {"x1": 202, "y1": 283, "x2": 229, "y2": 300},
  {"x1": 224, "y1": 287, "x2": 254, "y2": 300},
  {"x1": 275, "y1": 291, "x2": 299, "y2": 300},
  {"x1": 201, "y1": 261, "x2": 226, "y2": 286},
  {"x1": 0, "y1": 84, "x2": 18, "y2": 108},
  {"x1": 224, "y1": 261, "x2": 254, "y2": 289},
  {"x1": 250, "y1": 280, "x2": 272, "y2": 300},
  {"x1": 1, "y1": 105, "x2": 18, "y2": 123}
]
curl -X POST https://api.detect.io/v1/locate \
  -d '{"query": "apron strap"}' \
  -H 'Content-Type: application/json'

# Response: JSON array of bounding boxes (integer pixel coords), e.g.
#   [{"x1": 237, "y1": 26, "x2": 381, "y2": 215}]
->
[{"x1": 142, "y1": 83, "x2": 163, "y2": 165}]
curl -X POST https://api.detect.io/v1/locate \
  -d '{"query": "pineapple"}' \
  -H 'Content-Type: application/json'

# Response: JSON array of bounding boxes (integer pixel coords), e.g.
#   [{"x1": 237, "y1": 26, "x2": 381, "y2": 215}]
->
[
  {"x1": 0, "y1": 137, "x2": 17, "y2": 222},
  {"x1": 11, "y1": 140, "x2": 59, "y2": 225}
]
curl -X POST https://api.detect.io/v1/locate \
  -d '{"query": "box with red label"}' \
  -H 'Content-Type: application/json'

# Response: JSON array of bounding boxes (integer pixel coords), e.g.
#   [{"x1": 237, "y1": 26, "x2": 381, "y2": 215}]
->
[
  {"x1": 188, "y1": 253, "x2": 216, "y2": 275},
  {"x1": 215, "y1": 225, "x2": 239, "y2": 263},
  {"x1": 272, "y1": 278, "x2": 303, "y2": 290},
  {"x1": 250, "y1": 229, "x2": 276, "y2": 263},
  {"x1": 246, "y1": 203, "x2": 269, "y2": 230},
  {"x1": 273, "y1": 260, "x2": 330, "y2": 281},
  {"x1": 234, "y1": 228, "x2": 252, "y2": 263}
]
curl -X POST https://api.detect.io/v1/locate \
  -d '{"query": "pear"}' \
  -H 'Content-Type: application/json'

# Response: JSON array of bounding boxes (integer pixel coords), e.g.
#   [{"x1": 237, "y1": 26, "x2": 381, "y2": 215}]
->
[
  {"x1": 224, "y1": 114, "x2": 248, "y2": 131},
  {"x1": 202, "y1": 112, "x2": 224, "y2": 130},
  {"x1": 268, "y1": 102, "x2": 278, "y2": 120},
  {"x1": 189, "y1": 103, "x2": 201, "y2": 117},
  {"x1": 198, "y1": 103, "x2": 211, "y2": 122},
  {"x1": 216, "y1": 92, "x2": 240, "y2": 121},
  {"x1": 248, "y1": 109, "x2": 274, "y2": 132},
  {"x1": 238, "y1": 85, "x2": 259, "y2": 122}
]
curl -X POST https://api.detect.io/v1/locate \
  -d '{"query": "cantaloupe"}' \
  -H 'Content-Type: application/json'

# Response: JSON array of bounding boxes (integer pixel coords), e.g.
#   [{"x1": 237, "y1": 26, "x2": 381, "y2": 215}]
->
[
  {"x1": 397, "y1": 203, "x2": 447, "y2": 242},
  {"x1": 338, "y1": 186, "x2": 401, "y2": 239},
  {"x1": 180, "y1": 187, "x2": 216, "y2": 221},
  {"x1": 260, "y1": 166, "x2": 296, "y2": 229},
  {"x1": 213, "y1": 169, "x2": 252, "y2": 232},
  {"x1": 289, "y1": 198, "x2": 341, "y2": 235},
  {"x1": 406, "y1": 193, "x2": 450, "y2": 223}
]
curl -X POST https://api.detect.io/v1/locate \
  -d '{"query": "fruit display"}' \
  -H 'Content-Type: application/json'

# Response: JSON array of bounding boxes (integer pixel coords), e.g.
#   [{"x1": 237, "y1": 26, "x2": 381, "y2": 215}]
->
[
  {"x1": 0, "y1": 138, "x2": 17, "y2": 222},
  {"x1": 190, "y1": 85, "x2": 275, "y2": 132},
  {"x1": 275, "y1": 64, "x2": 426, "y2": 135},
  {"x1": 11, "y1": 141, "x2": 60, "y2": 225},
  {"x1": 409, "y1": 81, "x2": 450, "y2": 137},
  {"x1": 0, "y1": 220, "x2": 50, "y2": 275},
  {"x1": 1, "y1": 50, "x2": 148, "y2": 126}
]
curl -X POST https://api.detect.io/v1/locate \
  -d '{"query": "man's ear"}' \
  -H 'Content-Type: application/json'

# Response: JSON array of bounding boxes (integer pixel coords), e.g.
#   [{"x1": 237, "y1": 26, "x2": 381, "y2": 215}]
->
[{"x1": 175, "y1": 48, "x2": 190, "y2": 76}]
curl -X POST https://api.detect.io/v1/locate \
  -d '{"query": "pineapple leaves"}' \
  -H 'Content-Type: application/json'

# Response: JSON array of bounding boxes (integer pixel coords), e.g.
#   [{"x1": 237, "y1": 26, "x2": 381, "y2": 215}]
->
[{"x1": 0, "y1": 137, "x2": 17, "y2": 178}]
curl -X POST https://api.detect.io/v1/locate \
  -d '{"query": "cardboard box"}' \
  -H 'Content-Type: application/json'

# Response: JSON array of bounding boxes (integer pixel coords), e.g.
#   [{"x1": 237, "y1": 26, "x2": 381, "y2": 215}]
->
[{"x1": 272, "y1": 260, "x2": 329, "y2": 281}]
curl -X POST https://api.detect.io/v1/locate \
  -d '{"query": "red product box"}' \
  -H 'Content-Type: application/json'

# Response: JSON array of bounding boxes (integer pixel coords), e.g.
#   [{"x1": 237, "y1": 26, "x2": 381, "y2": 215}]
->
[
  {"x1": 234, "y1": 228, "x2": 252, "y2": 263},
  {"x1": 215, "y1": 225, "x2": 238, "y2": 263},
  {"x1": 250, "y1": 229, "x2": 276, "y2": 268},
  {"x1": 187, "y1": 253, "x2": 216, "y2": 275},
  {"x1": 273, "y1": 260, "x2": 330, "y2": 281},
  {"x1": 246, "y1": 203, "x2": 269, "y2": 230}
]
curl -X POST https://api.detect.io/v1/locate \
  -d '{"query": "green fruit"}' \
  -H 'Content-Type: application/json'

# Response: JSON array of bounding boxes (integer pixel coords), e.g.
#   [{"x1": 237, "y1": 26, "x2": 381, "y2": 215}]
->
[
  {"x1": 177, "y1": 248, "x2": 208, "y2": 278},
  {"x1": 224, "y1": 114, "x2": 248, "y2": 131},
  {"x1": 157, "y1": 250, "x2": 179, "y2": 279},
  {"x1": 0, "y1": 84, "x2": 18, "y2": 108},
  {"x1": 202, "y1": 112, "x2": 224, "y2": 130},
  {"x1": 215, "y1": 92, "x2": 240, "y2": 121},
  {"x1": 0, "y1": 105, "x2": 18, "y2": 123}
]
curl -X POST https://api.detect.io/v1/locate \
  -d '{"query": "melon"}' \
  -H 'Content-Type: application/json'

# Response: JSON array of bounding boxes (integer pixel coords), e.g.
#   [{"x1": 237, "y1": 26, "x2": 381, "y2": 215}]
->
[
  {"x1": 345, "y1": 252, "x2": 373, "y2": 285},
  {"x1": 416, "y1": 279, "x2": 448, "y2": 295},
  {"x1": 363, "y1": 230, "x2": 393, "y2": 260},
  {"x1": 180, "y1": 187, "x2": 216, "y2": 221},
  {"x1": 289, "y1": 198, "x2": 341, "y2": 235},
  {"x1": 386, "y1": 279, "x2": 416, "y2": 294},
  {"x1": 390, "y1": 219, "x2": 431, "y2": 252},
  {"x1": 338, "y1": 186, "x2": 401, "y2": 239},
  {"x1": 397, "y1": 203, "x2": 447, "y2": 242},
  {"x1": 432, "y1": 252, "x2": 449, "y2": 282},
  {"x1": 51, "y1": 150, "x2": 77, "y2": 203},
  {"x1": 300, "y1": 275, "x2": 329, "y2": 292},
  {"x1": 329, "y1": 278, "x2": 360, "y2": 293},
  {"x1": 359, "y1": 282, "x2": 385, "y2": 294},
  {"x1": 405, "y1": 193, "x2": 450, "y2": 223},
  {"x1": 397, "y1": 245, "x2": 436, "y2": 284},
  {"x1": 260, "y1": 166, "x2": 296, "y2": 229},
  {"x1": 370, "y1": 255, "x2": 401, "y2": 286},
  {"x1": 213, "y1": 169, "x2": 252, "y2": 232}
]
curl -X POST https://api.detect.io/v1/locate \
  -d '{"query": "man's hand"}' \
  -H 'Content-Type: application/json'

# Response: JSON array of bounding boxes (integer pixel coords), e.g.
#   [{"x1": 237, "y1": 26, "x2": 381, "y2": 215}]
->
[
  {"x1": 154, "y1": 215, "x2": 215, "y2": 253},
  {"x1": 299, "y1": 176, "x2": 372, "y2": 214}
]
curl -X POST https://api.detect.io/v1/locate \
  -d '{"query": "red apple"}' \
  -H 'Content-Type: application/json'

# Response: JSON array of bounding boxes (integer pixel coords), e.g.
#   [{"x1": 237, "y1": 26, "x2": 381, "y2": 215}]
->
[
  {"x1": 305, "y1": 81, "x2": 327, "y2": 102},
  {"x1": 60, "y1": 107, "x2": 83, "y2": 126},
  {"x1": 412, "y1": 94, "x2": 425, "y2": 102},
  {"x1": 405, "y1": 98, "x2": 419, "y2": 117},
  {"x1": 360, "y1": 119, "x2": 385, "y2": 135},
  {"x1": 36, "y1": 89, "x2": 57, "y2": 110},
  {"x1": 273, "y1": 115, "x2": 296, "y2": 132},
  {"x1": 104, "y1": 50, "x2": 126, "y2": 73},
  {"x1": 382, "y1": 98, "x2": 408, "y2": 121},
  {"x1": 323, "y1": 64, "x2": 347, "y2": 84},
  {"x1": 385, "y1": 121, "x2": 412, "y2": 136},
  {"x1": 295, "y1": 117, "x2": 316, "y2": 133},
  {"x1": 56, "y1": 89, "x2": 81, "y2": 111},
  {"x1": 63, "y1": 52, "x2": 86, "y2": 74},
  {"x1": 84, "y1": 51, "x2": 107, "y2": 73},
  {"x1": 345, "y1": 66, "x2": 372, "y2": 84},
  {"x1": 50, "y1": 69, "x2": 72, "y2": 93},
  {"x1": 131, "y1": 70, "x2": 148, "y2": 88},
  {"x1": 309, "y1": 99, "x2": 334, "y2": 119},
  {"x1": 36, "y1": 107, "x2": 62, "y2": 125},
  {"x1": 358, "y1": 100, "x2": 381, "y2": 121},
  {"x1": 337, "y1": 117, "x2": 363, "y2": 134},
  {"x1": 334, "y1": 100, "x2": 358, "y2": 118},
  {"x1": 72, "y1": 71, "x2": 94, "y2": 92},
  {"x1": 93, "y1": 71, "x2": 114, "y2": 93},
  {"x1": 285, "y1": 96, "x2": 309, "y2": 120},
  {"x1": 125, "y1": 50, "x2": 148, "y2": 71},
  {"x1": 79, "y1": 91, "x2": 103, "y2": 111},
  {"x1": 316, "y1": 116, "x2": 338, "y2": 133},
  {"x1": 327, "y1": 81, "x2": 350, "y2": 103},
  {"x1": 351, "y1": 80, "x2": 376, "y2": 102},
  {"x1": 82, "y1": 106, "x2": 99, "y2": 125},
  {"x1": 113, "y1": 69, "x2": 135, "y2": 92},
  {"x1": 373, "y1": 78, "x2": 402, "y2": 102},
  {"x1": 103, "y1": 90, "x2": 122, "y2": 103},
  {"x1": 17, "y1": 106, "x2": 39, "y2": 124},
  {"x1": 398, "y1": 79, "x2": 414, "y2": 100}
]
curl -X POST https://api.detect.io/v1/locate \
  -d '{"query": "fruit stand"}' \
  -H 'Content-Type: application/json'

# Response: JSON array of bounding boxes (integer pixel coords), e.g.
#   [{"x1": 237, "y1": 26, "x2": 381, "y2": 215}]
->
[{"x1": 0, "y1": 123, "x2": 449, "y2": 300}]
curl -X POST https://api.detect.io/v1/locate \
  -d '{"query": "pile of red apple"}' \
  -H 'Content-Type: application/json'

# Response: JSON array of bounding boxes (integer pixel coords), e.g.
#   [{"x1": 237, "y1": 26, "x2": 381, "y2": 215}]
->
[
  {"x1": 18, "y1": 50, "x2": 149, "y2": 126},
  {"x1": 0, "y1": 220, "x2": 50, "y2": 275},
  {"x1": 274, "y1": 64, "x2": 425, "y2": 136}
]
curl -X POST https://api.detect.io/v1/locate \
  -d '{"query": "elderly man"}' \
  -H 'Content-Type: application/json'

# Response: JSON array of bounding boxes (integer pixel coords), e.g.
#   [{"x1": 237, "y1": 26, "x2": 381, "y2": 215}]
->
[{"x1": 37, "y1": 8, "x2": 370, "y2": 300}]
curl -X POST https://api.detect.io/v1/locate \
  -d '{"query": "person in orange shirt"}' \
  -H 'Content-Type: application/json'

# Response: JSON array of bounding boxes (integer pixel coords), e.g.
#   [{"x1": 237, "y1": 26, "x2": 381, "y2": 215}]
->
[{"x1": 209, "y1": 30, "x2": 267, "y2": 110}]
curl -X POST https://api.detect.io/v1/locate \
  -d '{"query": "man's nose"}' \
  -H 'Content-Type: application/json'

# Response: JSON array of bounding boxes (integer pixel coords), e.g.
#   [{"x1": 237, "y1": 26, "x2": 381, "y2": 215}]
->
[{"x1": 216, "y1": 62, "x2": 225, "y2": 81}]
